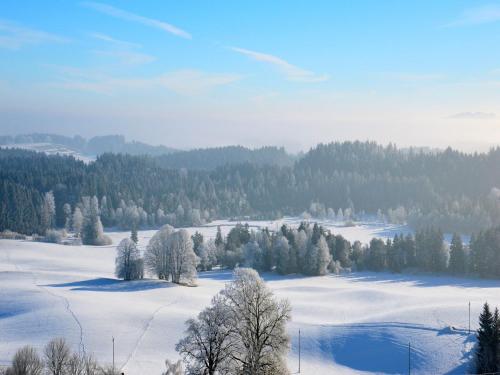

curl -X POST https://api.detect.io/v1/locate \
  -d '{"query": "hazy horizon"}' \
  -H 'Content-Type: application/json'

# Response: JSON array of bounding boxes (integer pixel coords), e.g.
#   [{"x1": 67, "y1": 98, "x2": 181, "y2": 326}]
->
[{"x1": 2, "y1": 1, "x2": 500, "y2": 152}]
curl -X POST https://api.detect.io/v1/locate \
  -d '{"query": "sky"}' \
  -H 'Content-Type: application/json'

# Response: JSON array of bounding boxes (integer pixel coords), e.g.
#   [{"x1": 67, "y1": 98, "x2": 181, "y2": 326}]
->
[{"x1": 1, "y1": 1, "x2": 500, "y2": 152}]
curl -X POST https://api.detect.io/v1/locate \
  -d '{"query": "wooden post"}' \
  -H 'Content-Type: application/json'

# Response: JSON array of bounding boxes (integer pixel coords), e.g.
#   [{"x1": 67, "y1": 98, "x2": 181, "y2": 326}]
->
[
  {"x1": 468, "y1": 301, "x2": 471, "y2": 335},
  {"x1": 408, "y1": 342, "x2": 411, "y2": 375},
  {"x1": 298, "y1": 329, "x2": 301, "y2": 373}
]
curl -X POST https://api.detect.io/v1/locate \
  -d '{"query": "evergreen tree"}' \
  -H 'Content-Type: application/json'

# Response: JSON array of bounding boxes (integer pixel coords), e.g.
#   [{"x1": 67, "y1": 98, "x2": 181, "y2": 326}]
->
[
  {"x1": 131, "y1": 226, "x2": 139, "y2": 244},
  {"x1": 476, "y1": 302, "x2": 499, "y2": 374},
  {"x1": 215, "y1": 226, "x2": 224, "y2": 248},
  {"x1": 448, "y1": 233, "x2": 465, "y2": 275}
]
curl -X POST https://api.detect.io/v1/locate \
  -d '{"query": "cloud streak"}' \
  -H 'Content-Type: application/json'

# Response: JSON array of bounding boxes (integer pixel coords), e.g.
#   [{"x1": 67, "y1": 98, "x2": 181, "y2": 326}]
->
[
  {"x1": 52, "y1": 69, "x2": 241, "y2": 95},
  {"x1": 82, "y1": 2, "x2": 191, "y2": 39},
  {"x1": 230, "y1": 47, "x2": 329, "y2": 83},
  {"x1": 0, "y1": 19, "x2": 68, "y2": 49},
  {"x1": 88, "y1": 32, "x2": 141, "y2": 48},
  {"x1": 445, "y1": 5, "x2": 500, "y2": 27},
  {"x1": 87, "y1": 32, "x2": 154, "y2": 65},
  {"x1": 448, "y1": 112, "x2": 496, "y2": 120},
  {"x1": 92, "y1": 49, "x2": 156, "y2": 66}
]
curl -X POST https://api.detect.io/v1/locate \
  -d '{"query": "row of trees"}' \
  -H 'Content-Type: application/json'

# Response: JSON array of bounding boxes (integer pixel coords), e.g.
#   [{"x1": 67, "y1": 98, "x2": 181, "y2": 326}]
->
[
  {"x1": 0, "y1": 338, "x2": 114, "y2": 375},
  {"x1": 186, "y1": 222, "x2": 500, "y2": 280},
  {"x1": 115, "y1": 225, "x2": 199, "y2": 285},
  {"x1": 4, "y1": 142, "x2": 500, "y2": 236}
]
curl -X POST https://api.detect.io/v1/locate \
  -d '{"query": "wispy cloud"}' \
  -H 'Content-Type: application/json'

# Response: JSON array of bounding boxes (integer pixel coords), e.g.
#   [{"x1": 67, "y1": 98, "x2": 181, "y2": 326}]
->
[
  {"x1": 52, "y1": 68, "x2": 241, "y2": 95},
  {"x1": 230, "y1": 47, "x2": 329, "y2": 83},
  {"x1": 160, "y1": 70, "x2": 241, "y2": 95},
  {"x1": 382, "y1": 72, "x2": 444, "y2": 82},
  {"x1": 87, "y1": 32, "x2": 154, "y2": 65},
  {"x1": 82, "y1": 2, "x2": 191, "y2": 39},
  {"x1": 445, "y1": 4, "x2": 500, "y2": 27},
  {"x1": 88, "y1": 32, "x2": 141, "y2": 48},
  {"x1": 448, "y1": 112, "x2": 496, "y2": 120},
  {"x1": 92, "y1": 49, "x2": 156, "y2": 66},
  {"x1": 0, "y1": 19, "x2": 68, "y2": 49}
]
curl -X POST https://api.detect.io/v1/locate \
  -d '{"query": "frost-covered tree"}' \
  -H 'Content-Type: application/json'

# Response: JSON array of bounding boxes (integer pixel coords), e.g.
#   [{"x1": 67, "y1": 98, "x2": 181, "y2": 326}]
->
[
  {"x1": 244, "y1": 240, "x2": 263, "y2": 271},
  {"x1": 145, "y1": 224, "x2": 175, "y2": 280},
  {"x1": 275, "y1": 236, "x2": 290, "y2": 275},
  {"x1": 316, "y1": 235, "x2": 332, "y2": 276},
  {"x1": 177, "y1": 295, "x2": 234, "y2": 375},
  {"x1": 44, "y1": 337, "x2": 70, "y2": 375},
  {"x1": 41, "y1": 191, "x2": 56, "y2": 231},
  {"x1": 197, "y1": 239, "x2": 218, "y2": 271},
  {"x1": 304, "y1": 235, "x2": 331, "y2": 276},
  {"x1": 145, "y1": 226, "x2": 198, "y2": 284},
  {"x1": 221, "y1": 268, "x2": 291, "y2": 374},
  {"x1": 10, "y1": 346, "x2": 44, "y2": 375},
  {"x1": 115, "y1": 238, "x2": 144, "y2": 281},
  {"x1": 81, "y1": 196, "x2": 111, "y2": 246},
  {"x1": 169, "y1": 229, "x2": 198, "y2": 284},
  {"x1": 162, "y1": 360, "x2": 184, "y2": 375},
  {"x1": 63, "y1": 203, "x2": 72, "y2": 232},
  {"x1": 72, "y1": 207, "x2": 83, "y2": 237}
]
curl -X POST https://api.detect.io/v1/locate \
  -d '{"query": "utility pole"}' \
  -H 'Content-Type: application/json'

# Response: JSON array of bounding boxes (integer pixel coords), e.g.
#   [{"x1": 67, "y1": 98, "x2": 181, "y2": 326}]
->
[
  {"x1": 298, "y1": 329, "x2": 301, "y2": 373},
  {"x1": 468, "y1": 301, "x2": 471, "y2": 335},
  {"x1": 408, "y1": 342, "x2": 411, "y2": 375},
  {"x1": 112, "y1": 336, "x2": 115, "y2": 372}
]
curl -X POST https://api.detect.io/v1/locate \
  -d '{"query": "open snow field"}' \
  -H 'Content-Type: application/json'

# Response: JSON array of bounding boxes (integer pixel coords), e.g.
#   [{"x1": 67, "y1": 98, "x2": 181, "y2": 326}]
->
[{"x1": 0, "y1": 222, "x2": 494, "y2": 374}]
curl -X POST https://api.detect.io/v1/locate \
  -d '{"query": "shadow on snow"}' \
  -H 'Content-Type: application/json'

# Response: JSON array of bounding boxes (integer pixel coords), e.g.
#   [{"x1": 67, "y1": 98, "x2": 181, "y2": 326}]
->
[{"x1": 45, "y1": 278, "x2": 176, "y2": 292}]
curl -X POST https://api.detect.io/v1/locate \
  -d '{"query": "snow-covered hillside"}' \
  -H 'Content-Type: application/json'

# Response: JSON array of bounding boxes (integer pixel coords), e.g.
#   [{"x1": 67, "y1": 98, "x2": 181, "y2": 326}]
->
[
  {"x1": 0, "y1": 227, "x2": 496, "y2": 374},
  {"x1": 0, "y1": 143, "x2": 94, "y2": 163}
]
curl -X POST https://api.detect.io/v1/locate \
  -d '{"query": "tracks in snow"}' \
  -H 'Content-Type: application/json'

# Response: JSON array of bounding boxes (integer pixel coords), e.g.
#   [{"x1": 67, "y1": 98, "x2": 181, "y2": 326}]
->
[
  {"x1": 3, "y1": 248, "x2": 86, "y2": 356},
  {"x1": 120, "y1": 296, "x2": 182, "y2": 372}
]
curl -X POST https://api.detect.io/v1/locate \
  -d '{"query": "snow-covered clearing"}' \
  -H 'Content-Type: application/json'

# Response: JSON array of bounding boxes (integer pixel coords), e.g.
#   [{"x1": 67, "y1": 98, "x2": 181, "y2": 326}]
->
[{"x1": 0, "y1": 223, "x2": 495, "y2": 374}]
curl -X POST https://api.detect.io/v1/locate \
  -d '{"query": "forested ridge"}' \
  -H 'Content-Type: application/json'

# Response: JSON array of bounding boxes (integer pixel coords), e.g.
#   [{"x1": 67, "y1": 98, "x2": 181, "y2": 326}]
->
[{"x1": 2, "y1": 141, "x2": 500, "y2": 235}]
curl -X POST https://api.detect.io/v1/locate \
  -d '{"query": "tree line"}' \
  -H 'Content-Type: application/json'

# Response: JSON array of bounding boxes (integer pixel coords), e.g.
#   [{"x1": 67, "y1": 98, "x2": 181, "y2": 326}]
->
[
  {"x1": 187, "y1": 222, "x2": 500, "y2": 279},
  {"x1": 3, "y1": 141, "x2": 500, "y2": 236}
]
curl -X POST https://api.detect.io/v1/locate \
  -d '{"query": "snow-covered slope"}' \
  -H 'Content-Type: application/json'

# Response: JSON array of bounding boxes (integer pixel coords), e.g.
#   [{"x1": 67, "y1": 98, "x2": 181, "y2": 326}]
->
[
  {"x1": 0, "y1": 143, "x2": 94, "y2": 163},
  {"x1": 0, "y1": 229, "x2": 497, "y2": 374}
]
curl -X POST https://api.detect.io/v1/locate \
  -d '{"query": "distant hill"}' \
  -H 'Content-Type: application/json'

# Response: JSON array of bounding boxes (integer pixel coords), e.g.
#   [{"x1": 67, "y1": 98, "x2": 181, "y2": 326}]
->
[
  {"x1": 154, "y1": 145, "x2": 295, "y2": 170},
  {"x1": 0, "y1": 133, "x2": 178, "y2": 158},
  {"x1": 0, "y1": 134, "x2": 296, "y2": 170}
]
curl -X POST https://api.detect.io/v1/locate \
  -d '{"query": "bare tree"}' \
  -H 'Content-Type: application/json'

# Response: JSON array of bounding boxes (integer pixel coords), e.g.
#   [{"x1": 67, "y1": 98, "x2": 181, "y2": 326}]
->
[
  {"x1": 221, "y1": 268, "x2": 291, "y2": 375},
  {"x1": 66, "y1": 353, "x2": 84, "y2": 375},
  {"x1": 10, "y1": 346, "x2": 44, "y2": 375},
  {"x1": 176, "y1": 295, "x2": 235, "y2": 375},
  {"x1": 115, "y1": 238, "x2": 143, "y2": 280},
  {"x1": 82, "y1": 354, "x2": 100, "y2": 375},
  {"x1": 44, "y1": 337, "x2": 70, "y2": 375}
]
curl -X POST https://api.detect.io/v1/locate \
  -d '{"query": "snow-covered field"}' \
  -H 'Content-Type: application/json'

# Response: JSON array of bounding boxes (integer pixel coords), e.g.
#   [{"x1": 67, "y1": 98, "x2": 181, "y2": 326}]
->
[{"x1": 0, "y1": 222, "x2": 495, "y2": 374}]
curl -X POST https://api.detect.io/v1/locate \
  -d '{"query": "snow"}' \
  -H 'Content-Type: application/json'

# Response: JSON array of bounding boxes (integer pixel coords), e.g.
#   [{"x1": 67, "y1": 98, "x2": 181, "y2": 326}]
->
[
  {"x1": 0, "y1": 223, "x2": 496, "y2": 374},
  {"x1": 0, "y1": 143, "x2": 94, "y2": 163}
]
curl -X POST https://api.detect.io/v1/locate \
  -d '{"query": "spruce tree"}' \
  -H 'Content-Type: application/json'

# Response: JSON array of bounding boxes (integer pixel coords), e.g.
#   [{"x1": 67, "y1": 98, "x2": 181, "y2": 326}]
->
[
  {"x1": 448, "y1": 233, "x2": 465, "y2": 275},
  {"x1": 476, "y1": 302, "x2": 499, "y2": 373},
  {"x1": 131, "y1": 226, "x2": 138, "y2": 244}
]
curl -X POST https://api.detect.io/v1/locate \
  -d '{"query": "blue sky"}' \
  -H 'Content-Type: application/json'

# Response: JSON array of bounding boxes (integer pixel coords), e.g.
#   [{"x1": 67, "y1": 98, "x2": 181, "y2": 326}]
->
[{"x1": 1, "y1": 1, "x2": 500, "y2": 151}]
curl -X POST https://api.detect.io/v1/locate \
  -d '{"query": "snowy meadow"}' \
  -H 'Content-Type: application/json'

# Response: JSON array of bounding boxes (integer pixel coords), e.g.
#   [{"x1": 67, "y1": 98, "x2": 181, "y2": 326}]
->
[{"x1": 0, "y1": 220, "x2": 497, "y2": 374}]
